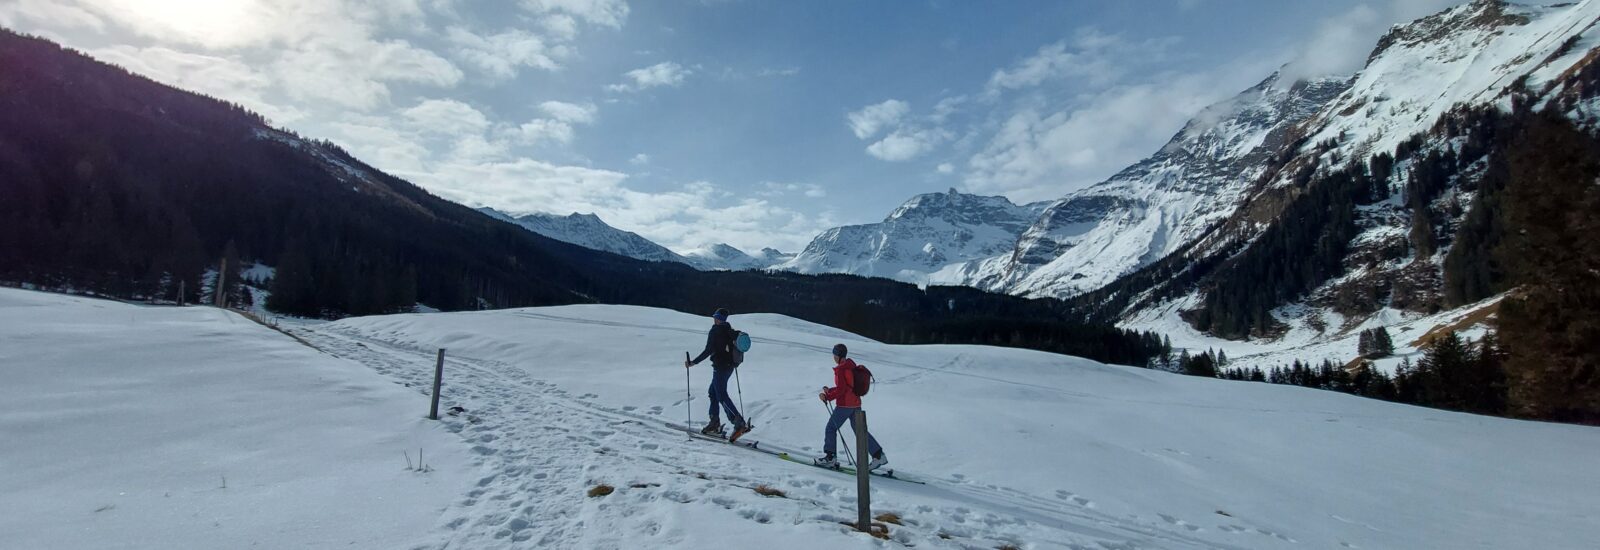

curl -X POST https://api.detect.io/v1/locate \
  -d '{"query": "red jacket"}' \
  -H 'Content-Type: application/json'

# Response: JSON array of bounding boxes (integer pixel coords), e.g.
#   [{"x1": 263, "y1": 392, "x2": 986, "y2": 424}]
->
[{"x1": 823, "y1": 358, "x2": 862, "y2": 408}]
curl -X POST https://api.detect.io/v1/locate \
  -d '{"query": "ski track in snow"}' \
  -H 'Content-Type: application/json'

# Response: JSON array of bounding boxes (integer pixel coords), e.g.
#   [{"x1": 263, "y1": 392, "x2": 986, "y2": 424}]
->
[{"x1": 290, "y1": 322, "x2": 1253, "y2": 549}]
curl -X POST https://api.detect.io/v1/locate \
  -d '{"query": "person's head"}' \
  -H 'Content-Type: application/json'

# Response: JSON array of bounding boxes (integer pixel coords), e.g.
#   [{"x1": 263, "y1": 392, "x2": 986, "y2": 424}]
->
[
  {"x1": 831, "y1": 343, "x2": 848, "y2": 364},
  {"x1": 711, "y1": 308, "x2": 729, "y2": 324}
]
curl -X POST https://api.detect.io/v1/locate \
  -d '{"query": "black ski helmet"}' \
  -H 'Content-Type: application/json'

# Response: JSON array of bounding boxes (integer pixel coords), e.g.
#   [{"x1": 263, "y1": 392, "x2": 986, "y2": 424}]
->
[{"x1": 832, "y1": 343, "x2": 848, "y2": 358}]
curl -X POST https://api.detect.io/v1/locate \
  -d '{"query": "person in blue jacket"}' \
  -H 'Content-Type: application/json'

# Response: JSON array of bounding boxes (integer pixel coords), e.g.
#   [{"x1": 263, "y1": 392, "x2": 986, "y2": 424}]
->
[{"x1": 685, "y1": 308, "x2": 750, "y2": 439}]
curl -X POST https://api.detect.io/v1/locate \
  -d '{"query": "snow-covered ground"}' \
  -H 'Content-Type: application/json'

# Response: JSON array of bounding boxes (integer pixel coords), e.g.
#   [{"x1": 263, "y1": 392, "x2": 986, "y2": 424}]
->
[
  {"x1": 5, "y1": 288, "x2": 1598, "y2": 549},
  {"x1": 0, "y1": 288, "x2": 470, "y2": 549},
  {"x1": 1122, "y1": 292, "x2": 1505, "y2": 374}
]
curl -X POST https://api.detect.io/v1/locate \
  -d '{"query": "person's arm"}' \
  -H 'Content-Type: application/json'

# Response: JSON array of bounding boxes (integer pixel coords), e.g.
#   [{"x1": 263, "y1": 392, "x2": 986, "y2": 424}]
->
[
  {"x1": 822, "y1": 366, "x2": 849, "y2": 402},
  {"x1": 689, "y1": 329, "x2": 716, "y2": 366}
]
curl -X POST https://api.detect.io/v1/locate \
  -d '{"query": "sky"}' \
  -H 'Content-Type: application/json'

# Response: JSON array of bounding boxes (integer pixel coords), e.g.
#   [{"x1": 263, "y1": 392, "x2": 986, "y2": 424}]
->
[{"x1": 0, "y1": 0, "x2": 1469, "y2": 254}]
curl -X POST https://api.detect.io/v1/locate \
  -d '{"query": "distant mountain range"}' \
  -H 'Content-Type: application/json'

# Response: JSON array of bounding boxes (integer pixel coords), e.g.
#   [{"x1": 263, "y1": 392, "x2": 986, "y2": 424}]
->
[
  {"x1": 788, "y1": 0, "x2": 1600, "y2": 340},
  {"x1": 777, "y1": 188, "x2": 1047, "y2": 284},
  {"x1": 478, "y1": 208, "x2": 790, "y2": 271}
]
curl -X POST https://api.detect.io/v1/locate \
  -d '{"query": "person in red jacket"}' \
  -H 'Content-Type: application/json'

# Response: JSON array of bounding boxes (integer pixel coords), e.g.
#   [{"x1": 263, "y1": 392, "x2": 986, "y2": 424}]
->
[{"x1": 816, "y1": 343, "x2": 887, "y2": 470}]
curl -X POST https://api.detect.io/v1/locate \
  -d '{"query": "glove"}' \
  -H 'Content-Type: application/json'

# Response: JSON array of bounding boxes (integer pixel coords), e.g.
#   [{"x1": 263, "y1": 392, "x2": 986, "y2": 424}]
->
[{"x1": 684, "y1": 360, "x2": 692, "y2": 369}]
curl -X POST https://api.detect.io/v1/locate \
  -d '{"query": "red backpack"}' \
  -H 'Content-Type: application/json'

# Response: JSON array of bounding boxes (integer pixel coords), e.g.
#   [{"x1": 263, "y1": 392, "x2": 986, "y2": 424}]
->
[{"x1": 851, "y1": 363, "x2": 874, "y2": 396}]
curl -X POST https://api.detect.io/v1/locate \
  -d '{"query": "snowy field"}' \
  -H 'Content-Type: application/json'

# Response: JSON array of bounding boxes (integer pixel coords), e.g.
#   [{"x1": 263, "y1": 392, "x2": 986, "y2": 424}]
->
[
  {"x1": 0, "y1": 288, "x2": 470, "y2": 549},
  {"x1": 4, "y1": 288, "x2": 1599, "y2": 549}
]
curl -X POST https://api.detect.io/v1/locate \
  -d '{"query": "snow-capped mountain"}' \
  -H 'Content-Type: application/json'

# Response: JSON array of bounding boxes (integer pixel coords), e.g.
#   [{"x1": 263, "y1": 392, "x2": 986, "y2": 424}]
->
[
  {"x1": 480, "y1": 208, "x2": 793, "y2": 271},
  {"x1": 1099, "y1": 0, "x2": 1600, "y2": 339},
  {"x1": 479, "y1": 208, "x2": 694, "y2": 265},
  {"x1": 779, "y1": 188, "x2": 1046, "y2": 284},
  {"x1": 1298, "y1": 0, "x2": 1599, "y2": 166},
  {"x1": 681, "y1": 243, "x2": 791, "y2": 271},
  {"x1": 965, "y1": 72, "x2": 1349, "y2": 297},
  {"x1": 803, "y1": 0, "x2": 1600, "y2": 353}
]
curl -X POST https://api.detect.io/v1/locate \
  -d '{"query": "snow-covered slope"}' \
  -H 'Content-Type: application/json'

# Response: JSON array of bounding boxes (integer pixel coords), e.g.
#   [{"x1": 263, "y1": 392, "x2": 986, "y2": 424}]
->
[
  {"x1": 971, "y1": 73, "x2": 1349, "y2": 297},
  {"x1": 1302, "y1": 0, "x2": 1600, "y2": 166},
  {"x1": 291, "y1": 303, "x2": 1600, "y2": 549},
  {"x1": 682, "y1": 243, "x2": 792, "y2": 271},
  {"x1": 780, "y1": 189, "x2": 1045, "y2": 284},
  {"x1": 0, "y1": 288, "x2": 469, "y2": 549},
  {"x1": 1101, "y1": 0, "x2": 1600, "y2": 345},
  {"x1": 480, "y1": 208, "x2": 694, "y2": 265},
  {"x1": 11, "y1": 289, "x2": 1599, "y2": 548}
]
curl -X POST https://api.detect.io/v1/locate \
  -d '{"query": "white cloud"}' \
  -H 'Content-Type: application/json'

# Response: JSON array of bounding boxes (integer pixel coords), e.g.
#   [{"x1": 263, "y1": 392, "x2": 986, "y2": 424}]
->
[
  {"x1": 985, "y1": 28, "x2": 1174, "y2": 96},
  {"x1": 540, "y1": 13, "x2": 579, "y2": 40},
  {"x1": 402, "y1": 99, "x2": 490, "y2": 135},
  {"x1": 446, "y1": 27, "x2": 567, "y2": 80},
  {"x1": 846, "y1": 99, "x2": 910, "y2": 140},
  {"x1": 64, "y1": 0, "x2": 280, "y2": 49},
  {"x1": 936, "y1": 163, "x2": 954, "y2": 174},
  {"x1": 609, "y1": 61, "x2": 691, "y2": 92},
  {"x1": 866, "y1": 128, "x2": 948, "y2": 162},
  {"x1": 0, "y1": 0, "x2": 107, "y2": 32},
  {"x1": 538, "y1": 100, "x2": 597, "y2": 124},
  {"x1": 520, "y1": 0, "x2": 629, "y2": 28},
  {"x1": 760, "y1": 182, "x2": 827, "y2": 198},
  {"x1": 757, "y1": 66, "x2": 800, "y2": 77},
  {"x1": 514, "y1": 119, "x2": 576, "y2": 146},
  {"x1": 272, "y1": 37, "x2": 462, "y2": 111},
  {"x1": 629, "y1": 153, "x2": 651, "y2": 165},
  {"x1": 965, "y1": 71, "x2": 1256, "y2": 201},
  {"x1": 1279, "y1": 0, "x2": 1460, "y2": 83},
  {"x1": 932, "y1": 95, "x2": 967, "y2": 123}
]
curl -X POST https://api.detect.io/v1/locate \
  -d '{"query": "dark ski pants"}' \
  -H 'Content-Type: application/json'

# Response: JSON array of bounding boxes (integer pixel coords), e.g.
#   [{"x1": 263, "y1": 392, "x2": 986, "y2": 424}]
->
[
  {"x1": 707, "y1": 366, "x2": 743, "y2": 424},
  {"x1": 823, "y1": 405, "x2": 883, "y2": 457}
]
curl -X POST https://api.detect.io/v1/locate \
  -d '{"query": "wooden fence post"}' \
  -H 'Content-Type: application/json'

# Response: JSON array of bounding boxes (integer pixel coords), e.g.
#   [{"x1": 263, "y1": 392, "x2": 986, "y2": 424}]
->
[
  {"x1": 429, "y1": 349, "x2": 446, "y2": 420},
  {"x1": 215, "y1": 257, "x2": 228, "y2": 308},
  {"x1": 855, "y1": 409, "x2": 871, "y2": 532}
]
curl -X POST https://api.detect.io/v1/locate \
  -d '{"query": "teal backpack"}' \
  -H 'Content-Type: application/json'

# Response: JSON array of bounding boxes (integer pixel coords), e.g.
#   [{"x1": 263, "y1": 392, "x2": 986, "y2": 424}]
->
[{"x1": 730, "y1": 331, "x2": 751, "y2": 367}]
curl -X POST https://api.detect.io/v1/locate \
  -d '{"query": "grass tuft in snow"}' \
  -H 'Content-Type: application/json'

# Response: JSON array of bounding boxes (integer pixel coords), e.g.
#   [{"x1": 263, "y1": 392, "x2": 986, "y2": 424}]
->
[
  {"x1": 752, "y1": 484, "x2": 786, "y2": 498},
  {"x1": 874, "y1": 512, "x2": 903, "y2": 525},
  {"x1": 838, "y1": 521, "x2": 891, "y2": 539},
  {"x1": 587, "y1": 484, "x2": 615, "y2": 498}
]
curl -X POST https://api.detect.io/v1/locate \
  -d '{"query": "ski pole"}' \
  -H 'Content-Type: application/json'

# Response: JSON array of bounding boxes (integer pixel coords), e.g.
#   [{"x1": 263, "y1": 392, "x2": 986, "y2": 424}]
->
[
  {"x1": 685, "y1": 352, "x2": 692, "y2": 432},
  {"x1": 824, "y1": 402, "x2": 857, "y2": 468},
  {"x1": 734, "y1": 368, "x2": 748, "y2": 426}
]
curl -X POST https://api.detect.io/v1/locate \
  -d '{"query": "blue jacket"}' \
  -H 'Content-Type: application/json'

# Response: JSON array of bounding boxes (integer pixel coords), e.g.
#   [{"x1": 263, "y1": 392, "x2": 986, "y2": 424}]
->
[{"x1": 690, "y1": 323, "x2": 737, "y2": 368}]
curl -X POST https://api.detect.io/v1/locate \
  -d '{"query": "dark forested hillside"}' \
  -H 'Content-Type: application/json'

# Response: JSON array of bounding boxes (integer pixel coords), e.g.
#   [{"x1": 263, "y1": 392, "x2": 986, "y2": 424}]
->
[{"x1": 0, "y1": 29, "x2": 1162, "y2": 367}]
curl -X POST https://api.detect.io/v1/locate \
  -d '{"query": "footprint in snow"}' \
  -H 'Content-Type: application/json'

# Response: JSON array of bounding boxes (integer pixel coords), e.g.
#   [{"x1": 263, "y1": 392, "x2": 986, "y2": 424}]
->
[
  {"x1": 1159, "y1": 513, "x2": 1203, "y2": 532},
  {"x1": 1054, "y1": 490, "x2": 1095, "y2": 508}
]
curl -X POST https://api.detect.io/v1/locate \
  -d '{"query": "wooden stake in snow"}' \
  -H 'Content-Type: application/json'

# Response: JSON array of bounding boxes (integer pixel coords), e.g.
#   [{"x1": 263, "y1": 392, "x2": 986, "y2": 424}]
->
[
  {"x1": 215, "y1": 257, "x2": 228, "y2": 308},
  {"x1": 855, "y1": 409, "x2": 871, "y2": 532},
  {"x1": 429, "y1": 349, "x2": 446, "y2": 420}
]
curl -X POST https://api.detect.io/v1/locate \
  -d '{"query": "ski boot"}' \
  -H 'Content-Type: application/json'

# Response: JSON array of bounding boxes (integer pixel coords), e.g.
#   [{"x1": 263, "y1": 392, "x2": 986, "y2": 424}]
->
[
  {"x1": 700, "y1": 420, "x2": 725, "y2": 438},
  {"x1": 867, "y1": 451, "x2": 889, "y2": 471},
  {"x1": 728, "y1": 417, "x2": 753, "y2": 443},
  {"x1": 814, "y1": 452, "x2": 840, "y2": 469}
]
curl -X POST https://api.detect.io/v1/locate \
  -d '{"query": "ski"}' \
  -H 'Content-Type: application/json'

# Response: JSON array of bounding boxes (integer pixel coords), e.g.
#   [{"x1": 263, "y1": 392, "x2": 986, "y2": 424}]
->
[
  {"x1": 774, "y1": 452, "x2": 914, "y2": 482},
  {"x1": 683, "y1": 426, "x2": 922, "y2": 484}
]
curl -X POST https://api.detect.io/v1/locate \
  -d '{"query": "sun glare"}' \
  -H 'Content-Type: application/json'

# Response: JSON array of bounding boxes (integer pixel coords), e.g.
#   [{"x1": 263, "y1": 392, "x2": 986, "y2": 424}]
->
[{"x1": 91, "y1": 0, "x2": 263, "y2": 48}]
